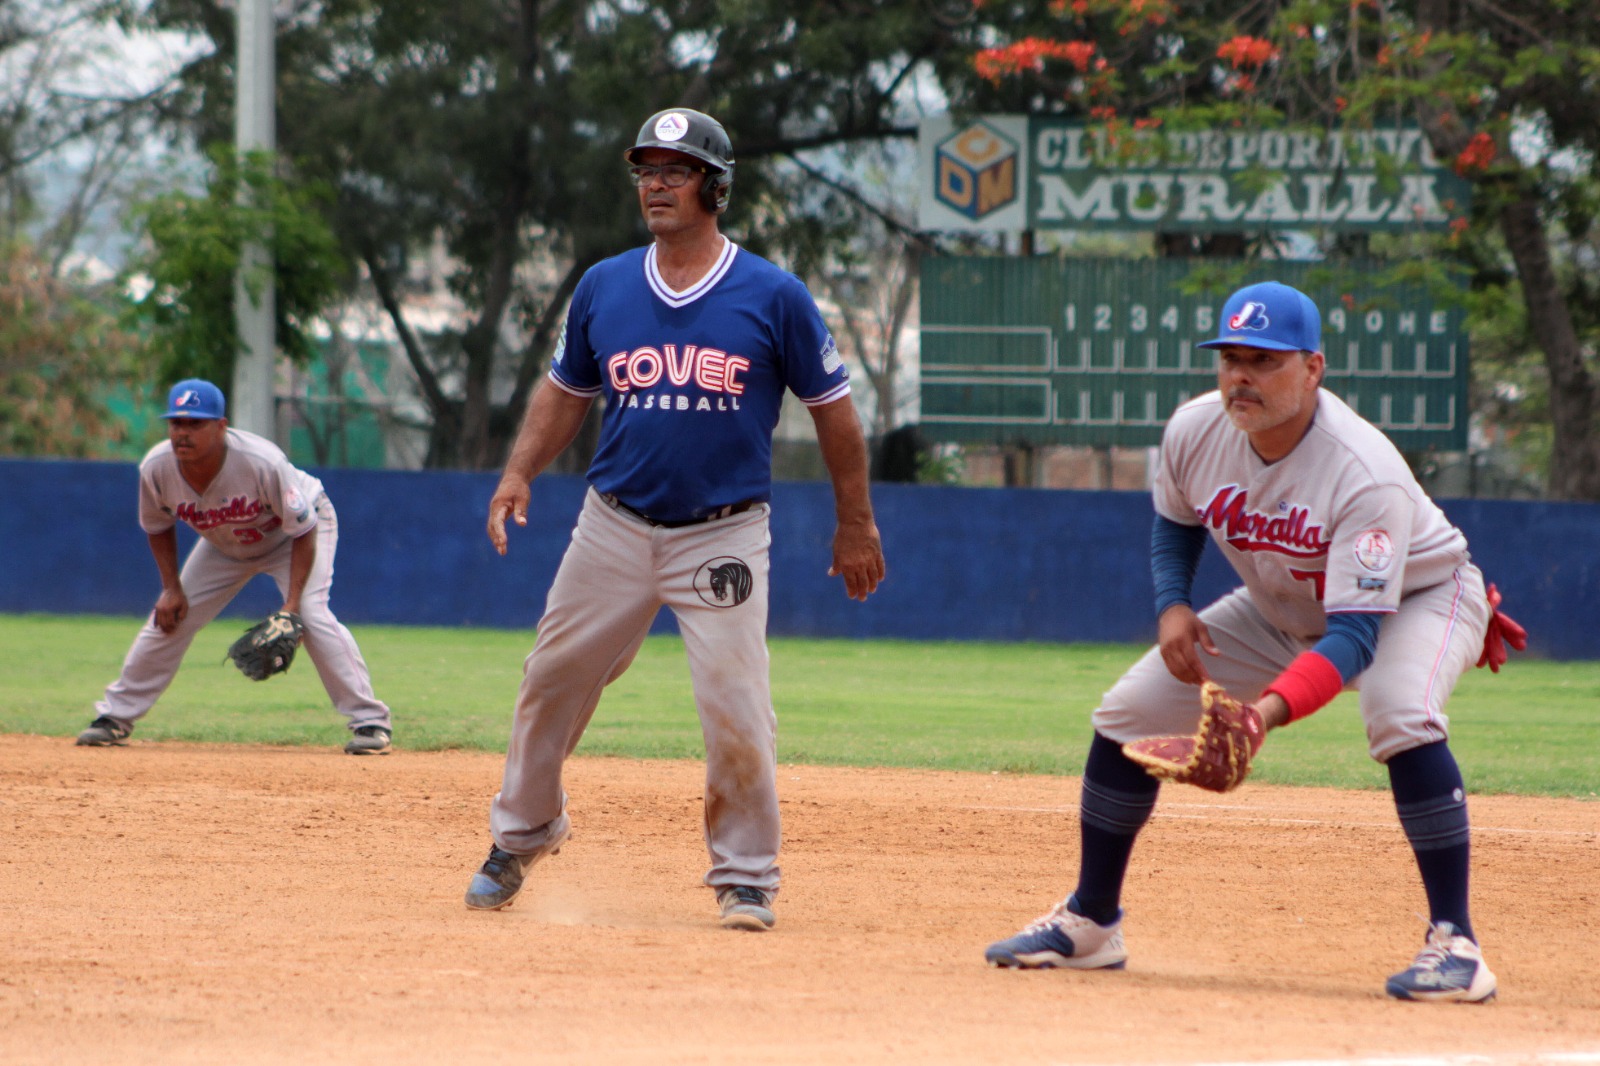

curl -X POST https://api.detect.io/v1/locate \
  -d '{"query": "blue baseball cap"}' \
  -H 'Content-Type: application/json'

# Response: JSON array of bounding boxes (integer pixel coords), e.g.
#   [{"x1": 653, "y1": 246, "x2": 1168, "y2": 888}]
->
[
  {"x1": 1196, "y1": 281, "x2": 1322, "y2": 353},
  {"x1": 162, "y1": 379, "x2": 227, "y2": 420}
]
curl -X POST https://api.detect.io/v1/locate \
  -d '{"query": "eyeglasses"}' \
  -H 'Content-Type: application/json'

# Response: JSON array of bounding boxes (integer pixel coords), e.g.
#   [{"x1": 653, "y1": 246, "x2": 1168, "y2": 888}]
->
[{"x1": 628, "y1": 163, "x2": 707, "y2": 188}]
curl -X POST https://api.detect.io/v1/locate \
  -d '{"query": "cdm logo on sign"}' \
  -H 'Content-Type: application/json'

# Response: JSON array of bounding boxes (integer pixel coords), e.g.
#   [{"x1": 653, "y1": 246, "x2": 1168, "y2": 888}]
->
[
  {"x1": 921, "y1": 114, "x2": 1472, "y2": 234},
  {"x1": 934, "y1": 120, "x2": 1020, "y2": 221}
]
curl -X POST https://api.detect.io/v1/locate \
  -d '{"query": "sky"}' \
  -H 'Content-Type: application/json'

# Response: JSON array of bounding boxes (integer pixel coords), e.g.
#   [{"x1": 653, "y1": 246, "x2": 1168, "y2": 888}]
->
[
  {"x1": 1, "y1": 2, "x2": 208, "y2": 97},
  {"x1": 11, "y1": 6, "x2": 212, "y2": 268}
]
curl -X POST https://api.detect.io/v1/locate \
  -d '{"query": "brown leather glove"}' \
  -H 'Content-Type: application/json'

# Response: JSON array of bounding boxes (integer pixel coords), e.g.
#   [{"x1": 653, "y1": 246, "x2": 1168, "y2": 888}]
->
[{"x1": 1122, "y1": 681, "x2": 1265, "y2": 792}]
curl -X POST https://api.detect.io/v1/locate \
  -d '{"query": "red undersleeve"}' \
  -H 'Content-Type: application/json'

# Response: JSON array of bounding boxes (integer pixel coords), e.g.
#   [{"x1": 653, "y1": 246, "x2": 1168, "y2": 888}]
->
[{"x1": 1263, "y1": 651, "x2": 1344, "y2": 723}]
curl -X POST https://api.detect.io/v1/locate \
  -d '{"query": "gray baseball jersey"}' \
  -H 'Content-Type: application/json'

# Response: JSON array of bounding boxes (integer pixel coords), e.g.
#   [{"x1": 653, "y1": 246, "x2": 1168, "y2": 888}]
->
[
  {"x1": 139, "y1": 429, "x2": 323, "y2": 559},
  {"x1": 1153, "y1": 389, "x2": 1471, "y2": 640},
  {"x1": 1095, "y1": 388, "x2": 1489, "y2": 761},
  {"x1": 97, "y1": 428, "x2": 389, "y2": 734}
]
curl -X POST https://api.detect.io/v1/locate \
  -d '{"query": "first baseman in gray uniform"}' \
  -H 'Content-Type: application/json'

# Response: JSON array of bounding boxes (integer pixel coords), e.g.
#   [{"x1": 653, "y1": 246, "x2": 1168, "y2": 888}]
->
[
  {"x1": 462, "y1": 107, "x2": 886, "y2": 930},
  {"x1": 985, "y1": 281, "x2": 1523, "y2": 1002},
  {"x1": 77, "y1": 379, "x2": 393, "y2": 755}
]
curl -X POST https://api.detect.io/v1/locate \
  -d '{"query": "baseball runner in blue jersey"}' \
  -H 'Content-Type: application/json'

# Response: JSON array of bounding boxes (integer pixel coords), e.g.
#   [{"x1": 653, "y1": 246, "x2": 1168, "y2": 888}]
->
[
  {"x1": 984, "y1": 282, "x2": 1525, "y2": 1001},
  {"x1": 464, "y1": 107, "x2": 886, "y2": 930},
  {"x1": 77, "y1": 379, "x2": 393, "y2": 755}
]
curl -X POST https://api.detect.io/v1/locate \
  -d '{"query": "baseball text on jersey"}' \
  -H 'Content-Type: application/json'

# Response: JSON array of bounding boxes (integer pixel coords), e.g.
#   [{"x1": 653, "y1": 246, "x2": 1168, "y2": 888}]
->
[
  {"x1": 606, "y1": 345, "x2": 750, "y2": 396},
  {"x1": 175, "y1": 496, "x2": 268, "y2": 531},
  {"x1": 1195, "y1": 485, "x2": 1333, "y2": 559},
  {"x1": 619, "y1": 393, "x2": 743, "y2": 411}
]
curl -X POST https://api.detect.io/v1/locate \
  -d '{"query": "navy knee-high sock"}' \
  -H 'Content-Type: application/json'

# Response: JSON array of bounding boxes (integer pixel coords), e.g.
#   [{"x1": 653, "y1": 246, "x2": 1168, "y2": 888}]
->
[
  {"x1": 1072, "y1": 732, "x2": 1160, "y2": 925},
  {"x1": 1387, "y1": 741, "x2": 1475, "y2": 941}
]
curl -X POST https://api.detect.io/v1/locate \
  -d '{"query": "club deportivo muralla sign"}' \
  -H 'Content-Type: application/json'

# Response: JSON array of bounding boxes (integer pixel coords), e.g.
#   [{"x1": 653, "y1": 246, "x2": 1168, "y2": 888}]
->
[{"x1": 916, "y1": 115, "x2": 1472, "y2": 233}]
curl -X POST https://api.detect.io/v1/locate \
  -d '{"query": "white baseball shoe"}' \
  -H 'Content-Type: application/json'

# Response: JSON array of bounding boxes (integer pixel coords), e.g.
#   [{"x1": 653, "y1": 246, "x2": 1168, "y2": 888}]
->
[
  {"x1": 1385, "y1": 921, "x2": 1497, "y2": 1003},
  {"x1": 985, "y1": 896, "x2": 1127, "y2": 969}
]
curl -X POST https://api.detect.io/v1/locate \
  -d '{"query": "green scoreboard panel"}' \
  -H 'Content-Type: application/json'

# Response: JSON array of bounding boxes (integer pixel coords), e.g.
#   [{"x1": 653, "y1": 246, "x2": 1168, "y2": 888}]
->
[{"x1": 920, "y1": 258, "x2": 1468, "y2": 450}]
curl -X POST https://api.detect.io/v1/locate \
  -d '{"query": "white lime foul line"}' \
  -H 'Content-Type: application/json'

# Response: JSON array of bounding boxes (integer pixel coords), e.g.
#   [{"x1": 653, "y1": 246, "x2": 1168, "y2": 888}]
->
[
  {"x1": 1096, "y1": 1054, "x2": 1600, "y2": 1066},
  {"x1": 964, "y1": 804, "x2": 1598, "y2": 840}
]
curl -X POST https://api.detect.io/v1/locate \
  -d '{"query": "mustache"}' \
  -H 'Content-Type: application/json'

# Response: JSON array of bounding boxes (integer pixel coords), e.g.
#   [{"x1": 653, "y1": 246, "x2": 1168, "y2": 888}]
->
[{"x1": 1227, "y1": 388, "x2": 1261, "y2": 403}]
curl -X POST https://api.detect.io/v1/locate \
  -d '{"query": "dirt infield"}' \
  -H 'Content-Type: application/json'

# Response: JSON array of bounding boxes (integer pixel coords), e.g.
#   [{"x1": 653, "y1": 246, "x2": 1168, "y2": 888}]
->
[{"x1": 2, "y1": 733, "x2": 1597, "y2": 1066}]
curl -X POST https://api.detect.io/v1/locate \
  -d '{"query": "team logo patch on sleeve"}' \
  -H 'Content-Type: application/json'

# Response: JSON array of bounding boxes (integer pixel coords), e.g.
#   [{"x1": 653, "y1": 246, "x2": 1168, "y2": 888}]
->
[
  {"x1": 1353, "y1": 529, "x2": 1395, "y2": 572},
  {"x1": 820, "y1": 335, "x2": 843, "y2": 374},
  {"x1": 285, "y1": 487, "x2": 309, "y2": 521},
  {"x1": 552, "y1": 321, "x2": 568, "y2": 366},
  {"x1": 694, "y1": 557, "x2": 753, "y2": 607}
]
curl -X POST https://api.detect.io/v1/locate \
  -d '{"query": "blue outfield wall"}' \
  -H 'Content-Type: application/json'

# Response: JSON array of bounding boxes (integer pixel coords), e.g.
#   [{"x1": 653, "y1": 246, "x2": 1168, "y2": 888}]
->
[{"x1": 3, "y1": 457, "x2": 1596, "y2": 659}]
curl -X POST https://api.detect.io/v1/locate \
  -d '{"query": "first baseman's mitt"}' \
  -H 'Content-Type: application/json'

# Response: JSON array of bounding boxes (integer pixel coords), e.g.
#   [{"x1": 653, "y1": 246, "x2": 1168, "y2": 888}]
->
[
  {"x1": 226, "y1": 610, "x2": 304, "y2": 681},
  {"x1": 1122, "y1": 681, "x2": 1265, "y2": 793}
]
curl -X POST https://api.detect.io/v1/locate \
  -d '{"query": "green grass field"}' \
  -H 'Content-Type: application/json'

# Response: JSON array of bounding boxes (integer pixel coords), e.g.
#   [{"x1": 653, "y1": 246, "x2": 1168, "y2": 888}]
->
[{"x1": 5, "y1": 613, "x2": 1597, "y2": 798}]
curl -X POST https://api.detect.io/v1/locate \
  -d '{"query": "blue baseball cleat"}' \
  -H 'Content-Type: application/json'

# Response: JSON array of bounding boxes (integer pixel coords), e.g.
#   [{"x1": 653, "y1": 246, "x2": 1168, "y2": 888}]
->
[
  {"x1": 985, "y1": 897, "x2": 1127, "y2": 970},
  {"x1": 464, "y1": 818, "x2": 571, "y2": 911},
  {"x1": 1385, "y1": 921, "x2": 1498, "y2": 1003}
]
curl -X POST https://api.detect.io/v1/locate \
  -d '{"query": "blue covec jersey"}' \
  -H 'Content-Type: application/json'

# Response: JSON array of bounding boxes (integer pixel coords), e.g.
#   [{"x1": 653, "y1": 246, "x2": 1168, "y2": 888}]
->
[{"x1": 547, "y1": 239, "x2": 851, "y2": 523}]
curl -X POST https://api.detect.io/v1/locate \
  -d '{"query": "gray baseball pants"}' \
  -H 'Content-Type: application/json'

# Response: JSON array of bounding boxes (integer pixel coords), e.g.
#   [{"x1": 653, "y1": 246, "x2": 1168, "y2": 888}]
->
[
  {"x1": 490, "y1": 488, "x2": 780, "y2": 894},
  {"x1": 1094, "y1": 565, "x2": 1490, "y2": 762},
  {"x1": 96, "y1": 494, "x2": 391, "y2": 732}
]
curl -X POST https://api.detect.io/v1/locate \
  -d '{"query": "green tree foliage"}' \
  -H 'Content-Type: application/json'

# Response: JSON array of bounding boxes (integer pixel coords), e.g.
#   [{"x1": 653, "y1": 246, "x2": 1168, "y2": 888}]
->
[
  {"x1": 137, "y1": 0, "x2": 965, "y2": 468},
  {"x1": 123, "y1": 147, "x2": 349, "y2": 387},
  {"x1": 947, "y1": 0, "x2": 1600, "y2": 498},
  {"x1": 0, "y1": 241, "x2": 143, "y2": 457}
]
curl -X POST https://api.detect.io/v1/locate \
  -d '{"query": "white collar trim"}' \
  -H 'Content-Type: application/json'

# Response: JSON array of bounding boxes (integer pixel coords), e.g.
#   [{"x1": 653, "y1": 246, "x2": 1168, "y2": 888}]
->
[{"x1": 645, "y1": 237, "x2": 737, "y2": 308}]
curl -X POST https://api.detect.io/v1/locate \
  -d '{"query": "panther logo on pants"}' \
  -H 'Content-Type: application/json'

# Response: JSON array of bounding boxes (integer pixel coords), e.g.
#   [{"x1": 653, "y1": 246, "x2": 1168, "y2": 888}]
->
[{"x1": 694, "y1": 557, "x2": 753, "y2": 608}]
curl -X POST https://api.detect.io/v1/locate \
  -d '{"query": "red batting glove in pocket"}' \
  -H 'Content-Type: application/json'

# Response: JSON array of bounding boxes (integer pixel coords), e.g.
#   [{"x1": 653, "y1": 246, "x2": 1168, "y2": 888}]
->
[{"x1": 1476, "y1": 582, "x2": 1528, "y2": 673}]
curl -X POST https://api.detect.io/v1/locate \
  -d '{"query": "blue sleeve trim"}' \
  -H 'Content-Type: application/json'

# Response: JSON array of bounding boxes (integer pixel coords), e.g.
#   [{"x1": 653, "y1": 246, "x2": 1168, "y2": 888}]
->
[
  {"x1": 1312, "y1": 612, "x2": 1383, "y2": 681},
  {"x1": 1151, "y1": 516, "x2": 1207, "y2": 617}
]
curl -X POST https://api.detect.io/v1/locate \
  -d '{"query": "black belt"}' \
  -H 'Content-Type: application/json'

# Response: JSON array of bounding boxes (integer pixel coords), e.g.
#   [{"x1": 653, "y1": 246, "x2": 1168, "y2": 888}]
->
[{"x1": 599, "y1": 493, "x2": 758, "y2": 529}]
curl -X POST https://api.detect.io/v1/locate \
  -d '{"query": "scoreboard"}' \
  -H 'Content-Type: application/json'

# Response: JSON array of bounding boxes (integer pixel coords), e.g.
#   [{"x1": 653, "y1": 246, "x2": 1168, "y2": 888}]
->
[{"x1": 919, "y1": 258, "x2": 1469, "y2": 450}]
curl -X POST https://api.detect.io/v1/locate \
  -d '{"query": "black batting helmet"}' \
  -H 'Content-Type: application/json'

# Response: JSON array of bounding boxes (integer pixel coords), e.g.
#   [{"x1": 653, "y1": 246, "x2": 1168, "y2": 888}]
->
[{"x1": 625, "y1": 108, "x2": 735, "y2": 214}]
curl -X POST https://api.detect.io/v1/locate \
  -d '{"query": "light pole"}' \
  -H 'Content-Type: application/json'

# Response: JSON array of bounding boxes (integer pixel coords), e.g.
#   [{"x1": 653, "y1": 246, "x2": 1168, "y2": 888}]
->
[{"x1": 231, "y1": 0, "x2": 276, "y2": 438}]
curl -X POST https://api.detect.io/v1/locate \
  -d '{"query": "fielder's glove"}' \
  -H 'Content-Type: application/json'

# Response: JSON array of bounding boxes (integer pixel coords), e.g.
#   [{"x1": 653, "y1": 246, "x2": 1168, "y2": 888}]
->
[
  {"x1": 1122, "y1": 681, "x2": 1265, "y2": 793},
  {"x1": 226, "y1": 610, "x2": 305, "y2": 681}
]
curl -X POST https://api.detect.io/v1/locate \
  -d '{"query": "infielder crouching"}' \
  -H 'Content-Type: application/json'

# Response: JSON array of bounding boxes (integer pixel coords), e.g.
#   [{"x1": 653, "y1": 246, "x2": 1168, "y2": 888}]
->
[
  {"x1": 79, "y1": 379, "x2": 393, "y2": 755},
  {"x1": 986, "y1": 281, "x2": 1525, "y2": 1002}
]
